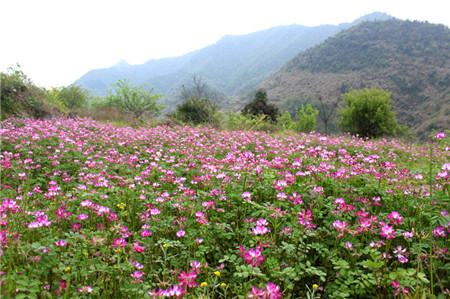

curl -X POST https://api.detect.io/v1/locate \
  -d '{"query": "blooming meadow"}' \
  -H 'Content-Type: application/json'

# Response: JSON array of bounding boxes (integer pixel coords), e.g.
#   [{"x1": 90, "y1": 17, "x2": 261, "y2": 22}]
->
[{"x1": 0, "y1": 118, "x2": 449, "y2": 298}]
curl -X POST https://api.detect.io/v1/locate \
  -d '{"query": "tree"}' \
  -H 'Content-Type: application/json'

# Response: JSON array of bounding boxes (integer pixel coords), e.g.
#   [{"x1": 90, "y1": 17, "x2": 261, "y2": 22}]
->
[
  {"x1": 277, "y1": 111, "x2": 297, "y2": 130},
  {"x1": 242, "y1": 89, "x2": 279, "y2": 122},
  {"x1": 175, "y1": 98, "x2": 217, "y2": 125},
  {"x1": 315, "y1": 96, "x2": 338, "y2": 134},
  {"x1": 106, "y1": 80, "x2": 163, "y2": 123},
  {"x1": 175, "y1": 76, "x2": 219, "y2": 125},
  {"x1": 338, "y1": 88, "x2": 400, "y2": 138},
  {"x1": 57, "y1": 85, "x2": 88, "y2": 110},
  {"x1": 296, "y1": 103, "x2": 319, "y2": 132},
  {"x1": 1, "y1": 65, "x2": 62, "y2": 119}
]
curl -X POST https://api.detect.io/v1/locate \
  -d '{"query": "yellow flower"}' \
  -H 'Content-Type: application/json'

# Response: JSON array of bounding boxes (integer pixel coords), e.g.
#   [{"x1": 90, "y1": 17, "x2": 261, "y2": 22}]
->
[
  {"x1": 64, "y1": 266, "x2": 71, "y2": 273},
  {"x1": 312, "y1": 284, "x2": 319, "y2": 290},
  {"x1": 116, "y1": 203, "x2": 126, "y2": 210},
  {"x1": 200, "y1": 282, "x2": 208, "y2": 287},
  {"x1": 213, "y1": 271, "x2": 221, "y2": 277},
  {"x1": 163, "y1": 243, "x2": 169, "y2": 249},
  {"x1": 220, "y1": 282, "x2": 227, "y2": 288}
]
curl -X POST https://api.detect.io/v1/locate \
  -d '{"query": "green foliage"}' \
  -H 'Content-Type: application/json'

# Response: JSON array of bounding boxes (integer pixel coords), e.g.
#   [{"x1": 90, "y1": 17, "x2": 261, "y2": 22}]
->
[
  {"x1": 272, "y1": 20, "x2": 450, "y2": 139},
  {"x1": 223, "y1": 112, "x2": 276, "y2": 131},
  {"x1": 0, "y1": 65, "x2": 64, "y2": 119},
  {"x1": 276, "y1": 111, "x2": 297, "y2": 131},
  {"x1": 296, "y1": 103, "x2": 319, "y2": 132},
  {"x1": 57, "y1": 85, "x2": 88, "y2": 110},
  {"x1": 338, "y1": 88, "x2": 401, "y2": 138},
  {"x1": 106, "y1": 80, "x2": 163, "y2": 122},
  {"x1": 242, "y1": 90, "x2": 279, "y2": 122},
  {"x1": 174, "y1": 97, "x2": 218, "y2": 125}
]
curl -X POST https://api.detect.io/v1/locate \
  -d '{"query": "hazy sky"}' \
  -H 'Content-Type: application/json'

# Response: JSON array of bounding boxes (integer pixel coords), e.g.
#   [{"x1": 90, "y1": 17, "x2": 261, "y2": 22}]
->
[{"x1": 1, "y1": 0, "x2": 449, "y2": 87}]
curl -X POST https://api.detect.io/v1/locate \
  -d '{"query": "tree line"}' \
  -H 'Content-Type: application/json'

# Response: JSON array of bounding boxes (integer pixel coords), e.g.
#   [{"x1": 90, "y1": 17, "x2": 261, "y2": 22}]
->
[{"x1": 1, "y1": 65, "x2": 408, "y2": 138}]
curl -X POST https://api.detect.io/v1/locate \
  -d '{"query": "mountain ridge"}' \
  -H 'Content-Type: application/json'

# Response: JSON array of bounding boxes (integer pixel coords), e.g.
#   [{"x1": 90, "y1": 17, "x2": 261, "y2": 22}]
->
[
  {"x1": 75, "y1": 12, "x2": 393, "y2": 101},
  {"x1": 261, "y1": 19, "x2": 450, "y2": 138}
]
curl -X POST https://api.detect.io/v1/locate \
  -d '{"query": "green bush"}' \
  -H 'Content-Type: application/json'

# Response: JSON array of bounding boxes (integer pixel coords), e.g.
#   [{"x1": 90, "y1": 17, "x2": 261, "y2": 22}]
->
[
  {"x1": 242, "y1": 89, "x2": 279, "y2": 122},
  {"x1": 57, "y1": 85, "x2": 88, "y2": 110},
  {"x1": 222, "y1": 112, "x2": 277, "y2": 131},
  {"x1": 277, "y1": 111, "x2": 297, "y2": 131},
  {"x1": 0, "y1": 65, "x2": 64, "y2": 119},
  {"x1": 338, "y1": 88, "x2": 401, "y2": 138},
  {"x1": 296, "y1": 103, "x2": 319, "y2": 132},
  {"x1": 174, "y1": 97, "x2": 218, "y2": 125},
  {"x1": 106, "y1": 80, "x2": 163, "y2": 123}
]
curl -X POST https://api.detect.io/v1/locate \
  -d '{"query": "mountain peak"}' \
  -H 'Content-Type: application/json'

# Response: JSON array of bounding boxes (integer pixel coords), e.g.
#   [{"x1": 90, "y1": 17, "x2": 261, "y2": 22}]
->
[
  {"x1": 113, "y1": 59, "x2": 129, "y2": 68},
  {"x1": 353, "y1": 12, "x2": 393, "y2": 23}
]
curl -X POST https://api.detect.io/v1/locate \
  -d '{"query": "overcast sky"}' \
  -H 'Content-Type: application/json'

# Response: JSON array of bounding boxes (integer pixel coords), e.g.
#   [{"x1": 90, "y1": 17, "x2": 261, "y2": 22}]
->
[{"x1": 1, "y1": 0, "x2": 449, "y2": 88}]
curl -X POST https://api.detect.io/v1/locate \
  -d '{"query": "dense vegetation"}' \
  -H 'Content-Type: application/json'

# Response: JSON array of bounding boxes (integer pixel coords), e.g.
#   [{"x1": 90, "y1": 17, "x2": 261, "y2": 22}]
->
[
  {"x1": 1, "y1": 118, "x2": 448, "y2": 298},
  {"x1": 263, "y1": 19, "x2": 450, "y2": 138},
  {"x1": 338, "y1": 88, "x2": 400, "y2": 138}
]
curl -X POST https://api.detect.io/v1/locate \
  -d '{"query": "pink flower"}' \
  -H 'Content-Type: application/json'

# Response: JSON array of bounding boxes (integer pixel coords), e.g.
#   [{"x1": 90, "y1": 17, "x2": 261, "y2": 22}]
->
[
  {"x1": 332, "y1": 220, "x2": 348, "y2": 237},
  {"x1": 78, "y1": 286, "x2": 93, "y2": 294},
  {"x1": 112, "y1": 238, "x2": 127, "y2": 248},
  {"x1": 434, "y1": 132, "x2": 446, "y2": 139},
  {"x1": 298, "y1": 210, "x2": 316, "y2": 230},
  {"x1": 239, "y1": 243, "x2": 265, "y2": 267},
  {"x1": 141, "y1": 230, "x2": 152, "y2": 237},
  {"x1": 265, "y1": 282, "x2": 282, "y2": 299},
  {"x1": 252, "y1": 225, "x2": 270, "y2": 235},
  {"x1": 402, "y1": 231, "x2": 414, "y2": 240},
  {"x1": 178, "y1": 271, "x2": 197, "y2": 288},
  {"x1": 242, "y1": 192, "x2": 252, "y2": 201},
  {"x1": 54, "y1": 239, "x2": 68, "y2": 247},
  {"x1": 132, "y1": 241, "x2": 145, "y2": 253},
  {"x1": 131, "y1": 270, "x2": 144, "y2": 283},
  {"x1": 386, "y1": 211, "x2": 403, "y2": 226},
  {"x1": 380, "y1": 222, "x2": 396, "y2": 240},
  {"x1": 1, "y1": 199, "x2": 19, "y2": 213},
  {"x1": 190, "y1": 260, "x2": 202, "y2": 273},
  {"x1": 77, "y1": 213, "x2": 89, "y2": 221},
  {"x1": 432, "y1": 226, "x2": 447, "y2": 238},
  {"x1": 248, "y1": 282, "x2": 282, "y2": 299},
  {"x1": 176, "y1": 230, "x2": 186, "y2": 238}
]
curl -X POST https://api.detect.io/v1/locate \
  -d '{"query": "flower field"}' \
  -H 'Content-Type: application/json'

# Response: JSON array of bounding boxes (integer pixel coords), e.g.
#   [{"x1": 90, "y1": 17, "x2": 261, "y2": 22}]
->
[{"x1": 0, "y1": 118, "x2": 449, "y2": 298}]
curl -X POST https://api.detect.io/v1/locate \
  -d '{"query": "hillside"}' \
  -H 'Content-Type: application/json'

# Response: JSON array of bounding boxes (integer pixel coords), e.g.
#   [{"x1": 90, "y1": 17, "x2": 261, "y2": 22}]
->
[
  {"x1": 262, "y1": 19, "x2": 450, "y2": 138},
  {"x1": 75, "y1": 13, "x2": 392, "y2": 104}
]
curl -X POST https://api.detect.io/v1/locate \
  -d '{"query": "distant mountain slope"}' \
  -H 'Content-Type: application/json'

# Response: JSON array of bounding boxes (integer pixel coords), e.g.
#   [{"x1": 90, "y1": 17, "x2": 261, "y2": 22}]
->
[
  {"x1": 75, "y1": 12, "x2": 392, "y2": 102},
  {"x1": 262, "y1": 19, "x2": 450, "y2": 138}
]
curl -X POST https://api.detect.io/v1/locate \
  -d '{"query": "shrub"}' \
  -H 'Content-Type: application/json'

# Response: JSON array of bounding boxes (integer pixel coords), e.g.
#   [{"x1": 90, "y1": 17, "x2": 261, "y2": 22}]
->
[
  {"x1": 0, "y1": 65, "x2": 63, "y2": 119},
  {"x1": 296, "y1": 103, "x2": 319, "y2": 132},
  {"x1": 276, "y1": 111, "x2": 297, "y2": 131},
  {"x1": 223, "y1": 112, "x2": 276, "y2": 131},
  {"x1": 174, "y1": 97, "x2": 218, "y2": 125},
  {"x1": 338, "y1": 88, "x2": 401, "y2": 138},
  {"x1": 57, "y1": 85, "x2": 88, "y2": 110},
  {"x1": 106, "y1": 80, "x2": 163, "y2": 123},
  {"x1": 242, "y1": 89, "x2": 279, "y2": 122}
]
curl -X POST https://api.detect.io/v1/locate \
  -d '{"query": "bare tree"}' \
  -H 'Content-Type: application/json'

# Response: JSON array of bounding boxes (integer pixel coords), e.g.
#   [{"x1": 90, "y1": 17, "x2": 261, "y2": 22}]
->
[
  {"x1": 180, "y1": 75, "x2": 212, "y2": 102},
  {"x1": 316, "y1": 96, "x2": 338, "y2": 134}
]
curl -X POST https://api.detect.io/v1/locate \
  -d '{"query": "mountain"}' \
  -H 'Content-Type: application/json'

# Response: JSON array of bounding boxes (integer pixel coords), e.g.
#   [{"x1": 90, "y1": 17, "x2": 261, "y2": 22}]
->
[
  {"x1": 261, "y1": 19, "x2": 450, "y2": 138},
  {"x1": 75, "y1": 12, "x2": 393, "y2": 104}
]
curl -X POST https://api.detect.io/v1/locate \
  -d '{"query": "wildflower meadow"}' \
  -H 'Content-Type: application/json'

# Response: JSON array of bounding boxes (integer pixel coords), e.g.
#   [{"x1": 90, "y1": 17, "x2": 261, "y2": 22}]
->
[{"x1": 0, "y1": 118, "x2": 448, "y2": 298}]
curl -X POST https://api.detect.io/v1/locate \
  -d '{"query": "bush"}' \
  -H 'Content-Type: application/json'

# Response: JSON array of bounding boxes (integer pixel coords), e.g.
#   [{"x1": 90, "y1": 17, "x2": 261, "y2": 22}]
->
[
  {"x1": 242, "y1": 89, "x2": 279, "y2": 122},
  {"x1": 338, "y1": 88, "x2": 401, "y2": 138},
  {"x1": 296, "y1": 103, "x2": 319, "y2": 132},
  {"x1": 277, "y1": 111, "x2": 297, "y2": 131},
  {"x1": 223, "y1": 112, "x2": 276, "y2": 131},
  {"x1": 0, "y1": 65, "x2": 64, "y2": 119},
  {"x1": 57, "y1": 85, "x2": 88, "y2": 110},
  {"x1": 106, "y1": 80, "x2": 163, "y2": 123},
  {"x1": 174, "y1": 97, "x2": 218, "y2": 125}
]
